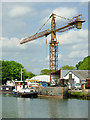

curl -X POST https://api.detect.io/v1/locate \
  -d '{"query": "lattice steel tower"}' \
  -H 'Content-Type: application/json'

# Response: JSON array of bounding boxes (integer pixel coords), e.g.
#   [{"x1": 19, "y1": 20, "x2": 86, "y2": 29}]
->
[{"x1": 49, "y1": 13, "x2": 58, "y2": 72}]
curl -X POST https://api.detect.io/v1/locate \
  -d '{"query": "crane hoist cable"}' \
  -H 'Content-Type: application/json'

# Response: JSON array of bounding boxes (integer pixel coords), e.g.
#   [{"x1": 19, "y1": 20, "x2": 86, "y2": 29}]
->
[
  {"x1": 35, "y1": 13, "x2": 73, "y2": 35},
  {"x1": 54, "y1": 13, "x2": 73, "y2": 21},
  {"x1": 35, "y1": 16, "x2": 51, "y2": 34}
]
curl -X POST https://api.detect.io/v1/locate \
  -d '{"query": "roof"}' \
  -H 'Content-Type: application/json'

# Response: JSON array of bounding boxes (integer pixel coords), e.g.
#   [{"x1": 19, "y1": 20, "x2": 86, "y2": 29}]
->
[
  {"x1": 61, "y1": 70, "x2": 70, "y2": 79},
  {"x1": 64, "y1": 70, "x2": 90, "y2": 80},
  {"x1": 15, "y1": 81, "x2": 25, "y2": 82},
  {"x1": 30, "y1": 75, "x2": 50, "y2": 83}
]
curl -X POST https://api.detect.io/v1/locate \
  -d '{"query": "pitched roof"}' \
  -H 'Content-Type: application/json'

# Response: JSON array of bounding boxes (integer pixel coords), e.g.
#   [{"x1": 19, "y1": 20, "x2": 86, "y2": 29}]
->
[
  {"x1": 64, "y1": 70, "x2": 90, "y2": 80},
  {"x1": 61, "y1": 70, "x2": 70, "y2": 79}
]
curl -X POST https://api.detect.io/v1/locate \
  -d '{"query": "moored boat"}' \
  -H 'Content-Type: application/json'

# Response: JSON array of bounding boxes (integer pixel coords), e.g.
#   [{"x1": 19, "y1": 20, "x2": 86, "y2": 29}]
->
[
  {"x1": 13, "y1": 88, "x2": 38, "y2": 98},
  {"x1": 0, "y1": 85, "x2": 15, "y2": 92}
]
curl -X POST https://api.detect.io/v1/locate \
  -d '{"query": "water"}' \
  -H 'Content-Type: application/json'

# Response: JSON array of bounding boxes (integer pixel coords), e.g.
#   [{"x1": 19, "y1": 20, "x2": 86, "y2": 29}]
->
[{"x1": 1, "y1": 94, "x2": 89, "y2": 118}]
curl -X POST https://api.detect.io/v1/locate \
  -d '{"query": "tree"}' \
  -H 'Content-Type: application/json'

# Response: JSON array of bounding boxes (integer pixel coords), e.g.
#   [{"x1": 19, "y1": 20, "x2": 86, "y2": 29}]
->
[
  {"x1": 76, "y1": 56, "x2": 90, "y2": 70},
  {"x1": 2, "y1": 60, "x2": 24, "y2": 84},
  {"x1": 26, "y1": 71, "x2": 36, "y2": 79},
  {"x1": 40, "y1": 69, "x2": 50, "y2": 75},
  {"x1": 60, "y1": 65, "x2": 75, "y2": 70},
  {"x1": 40, "y1": 69, "x2": 55, "y2": 75},
  {"x1": 1, "y1": 60, "x2": 36, "y2": 84}
]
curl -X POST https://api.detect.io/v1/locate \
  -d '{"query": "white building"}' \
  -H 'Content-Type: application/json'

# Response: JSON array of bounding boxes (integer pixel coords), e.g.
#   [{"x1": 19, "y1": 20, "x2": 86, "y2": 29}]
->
[{"x1": 63, "y1": 70, "x2": 89, "y2": 84}]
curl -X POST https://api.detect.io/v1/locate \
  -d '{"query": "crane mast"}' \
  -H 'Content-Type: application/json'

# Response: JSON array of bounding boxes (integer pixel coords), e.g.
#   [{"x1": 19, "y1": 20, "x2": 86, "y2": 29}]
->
[{"x1": 49, "y1": 13, "x2": 58, "y2": 72}]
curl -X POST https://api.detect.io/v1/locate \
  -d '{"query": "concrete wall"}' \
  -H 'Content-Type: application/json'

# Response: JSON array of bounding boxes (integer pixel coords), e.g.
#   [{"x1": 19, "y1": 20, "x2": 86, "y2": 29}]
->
[{"x1": 36, "y1": 87, "x2": 68, "y2": 98}]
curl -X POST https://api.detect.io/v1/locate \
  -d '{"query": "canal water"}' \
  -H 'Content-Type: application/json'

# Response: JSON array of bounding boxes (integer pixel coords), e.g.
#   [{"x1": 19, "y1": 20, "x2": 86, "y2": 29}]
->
[{"x1": 0, "y1": 94, "x2": 89, "y2": 118}]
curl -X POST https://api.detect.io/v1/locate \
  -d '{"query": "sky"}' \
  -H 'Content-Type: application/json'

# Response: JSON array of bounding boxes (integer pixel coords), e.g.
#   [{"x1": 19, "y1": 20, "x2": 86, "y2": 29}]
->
[{"x1": 0, "y1": 1, "x2": 89, "y2": 75}]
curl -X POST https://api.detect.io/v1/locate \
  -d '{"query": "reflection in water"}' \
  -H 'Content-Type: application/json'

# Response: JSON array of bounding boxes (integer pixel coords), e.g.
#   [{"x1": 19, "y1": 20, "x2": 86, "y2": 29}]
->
[
  {"x1": 0, "y1": 95, "x2": 2, "y2": 119},
  {"x1": 48, "y1": 98, "x2": 69, "y2": 118},
  {"x1": 2, "y1": 94, "x2": 88, "y2": 118},
  {"x1": 48, "y1": 98, "x2": 59, "y2": 118},
  {"x1": 16, "y1": 97, "x2": 32, "y2": 118},
  {"x1": 67, "y1": 99, "x2": 88, "y2": 118},
  {"x1": 2, "y1": 95, "x2": 18, "y2": 118}
]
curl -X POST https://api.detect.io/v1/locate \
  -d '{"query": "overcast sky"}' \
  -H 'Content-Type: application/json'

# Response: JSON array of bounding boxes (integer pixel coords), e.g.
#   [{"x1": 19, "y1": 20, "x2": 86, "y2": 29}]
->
[{"x1": 0, "y1": 1, "x2": 88, "y2": 75}]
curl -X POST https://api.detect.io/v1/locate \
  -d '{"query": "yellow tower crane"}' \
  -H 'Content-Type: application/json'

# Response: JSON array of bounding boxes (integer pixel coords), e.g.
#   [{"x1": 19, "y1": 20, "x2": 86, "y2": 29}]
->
[{"x1": 20, "y1": 13, "x2": 85, "y2": 83}]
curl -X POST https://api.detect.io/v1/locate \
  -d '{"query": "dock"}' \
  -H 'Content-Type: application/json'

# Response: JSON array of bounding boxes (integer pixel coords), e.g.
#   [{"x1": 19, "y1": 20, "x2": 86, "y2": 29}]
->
[{"x1": 36, "y1": 87, "x2": 68, "y2": 99}]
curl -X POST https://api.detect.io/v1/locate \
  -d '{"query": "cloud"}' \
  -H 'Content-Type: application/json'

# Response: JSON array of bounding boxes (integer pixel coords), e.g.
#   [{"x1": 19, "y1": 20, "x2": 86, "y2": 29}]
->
[
  {"x1": 58, "y1": 54, "x2": 62, "y2": 59},
  {"x1": 42, "y1": 9, "x2": 52, "y2": 16},
  {"x1": 45, "y1": 55, "x2": 49, "y2": 61},
  {"x1": 57, "y1": 29, "x2": 88, "y2": 45},
  {"x1": 69, "y1": 50, "x2": 88, "y2": 59},
  {"x1": 42, "y1": 7, "x2": 77, "y2": 26},
  {"x1": 9, "y1": 6, "x2": 34, "y2": 18},
  {"x1": 53, "y1": 7, "x2": 77, "y2": 18},
  {"x1": 72, "y1": 43, "x2": 88, "y2": 50},
  {"x1": 1, "y1": 37, "x2": 26, "y2": 49}
]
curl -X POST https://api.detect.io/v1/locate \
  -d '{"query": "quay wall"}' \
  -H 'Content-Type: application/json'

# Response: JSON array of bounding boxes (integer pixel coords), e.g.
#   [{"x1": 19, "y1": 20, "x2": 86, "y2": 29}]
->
[{"x1": 36, "y1": 87, "x2": 68, "y2": 98}]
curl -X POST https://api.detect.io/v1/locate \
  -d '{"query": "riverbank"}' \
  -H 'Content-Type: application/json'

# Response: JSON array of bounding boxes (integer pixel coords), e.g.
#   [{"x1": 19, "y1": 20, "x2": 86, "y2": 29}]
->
[
  {"x1": 1, "y1": 88, "x2": 90, "y2": 100},
  {"x1": 68, "y1": 89, "x2": 90, "y2": 100}
]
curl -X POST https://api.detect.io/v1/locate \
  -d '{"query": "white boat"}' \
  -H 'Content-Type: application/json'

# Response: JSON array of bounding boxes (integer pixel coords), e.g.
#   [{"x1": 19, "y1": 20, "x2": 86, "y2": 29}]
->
[{"x1": 13, "y1": 88, "x2": 38, "y2": 98}]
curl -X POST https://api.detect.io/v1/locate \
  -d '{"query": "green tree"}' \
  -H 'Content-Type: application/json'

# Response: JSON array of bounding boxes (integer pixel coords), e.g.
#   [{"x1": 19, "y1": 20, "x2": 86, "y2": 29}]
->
[
  {"x1": 2, "y1": 60, "x2": 36, "y2": 84},
  {"x1": 2, "y1": 60, "x2": 24, "y2": 84},
  {"x1": 40, "y1": 69, "x2": 50, "y2": 75},
  {"x1": 60, "y1": 65, "x2": 75, "y2": 70},
  {"x1": 76, "y1": 56, "x2": 90, "y2": 70},
  {"x1": 26, "y1": 71, "x2": 36, "y2": 79}
]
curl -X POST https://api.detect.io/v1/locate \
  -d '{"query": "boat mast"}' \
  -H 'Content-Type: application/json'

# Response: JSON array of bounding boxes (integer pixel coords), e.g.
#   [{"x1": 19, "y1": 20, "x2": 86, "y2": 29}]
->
[{"x1": 21, "y1": 68, "x2": 23, "y2": 81}]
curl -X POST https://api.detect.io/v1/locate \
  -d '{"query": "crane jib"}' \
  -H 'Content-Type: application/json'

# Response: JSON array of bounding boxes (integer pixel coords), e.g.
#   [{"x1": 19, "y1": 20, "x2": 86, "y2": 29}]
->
[
  {"x1": 20, "y1": 19, "x2": 85, "y2": 44},
  {"x1": 20, "y1": 30, "x2": 50, "y2": 44}
]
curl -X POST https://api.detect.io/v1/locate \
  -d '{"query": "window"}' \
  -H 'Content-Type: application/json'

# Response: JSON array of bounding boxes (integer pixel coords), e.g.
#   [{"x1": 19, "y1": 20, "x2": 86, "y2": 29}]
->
[{"x1": 69, "y1": 74, "x2": 72, "y2": 79}]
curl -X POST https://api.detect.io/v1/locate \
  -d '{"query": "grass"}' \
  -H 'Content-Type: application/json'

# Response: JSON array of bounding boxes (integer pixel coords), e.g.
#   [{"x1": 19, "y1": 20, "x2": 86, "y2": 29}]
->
[
  {"x1": 68, "y1": 91, "x2": 88, "y2": 96},
  {"x1": 68, "y1": 91, "x2": 89, "y2": 100}
]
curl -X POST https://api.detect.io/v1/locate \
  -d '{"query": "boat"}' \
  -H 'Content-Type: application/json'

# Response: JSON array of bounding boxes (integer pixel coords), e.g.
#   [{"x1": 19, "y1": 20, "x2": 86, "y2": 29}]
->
[
  {"x1": 0, "y1": 85, "x2": 15, "y2": 92},
  {"x1": 13, "y1": 88, "x2": 38, "y2": 98}
]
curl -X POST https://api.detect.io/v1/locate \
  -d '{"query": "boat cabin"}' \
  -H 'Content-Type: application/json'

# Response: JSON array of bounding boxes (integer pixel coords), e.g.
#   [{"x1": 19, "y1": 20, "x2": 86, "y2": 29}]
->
[{"x1": 15, "y1": 81, "x2": 28, "y2": 91}]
